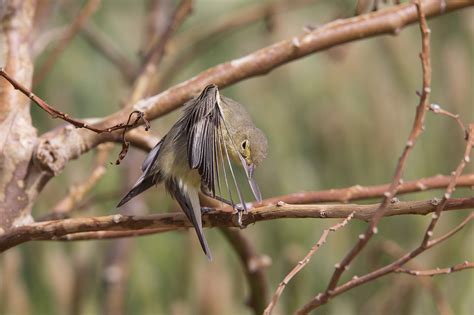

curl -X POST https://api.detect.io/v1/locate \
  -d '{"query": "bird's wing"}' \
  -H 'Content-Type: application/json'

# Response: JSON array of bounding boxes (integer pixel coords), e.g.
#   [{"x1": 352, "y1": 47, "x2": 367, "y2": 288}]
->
[
  {"x1": 142, "y1": 138, "x2": 163, "y2": 172},
  {"x1": 179, "y1": 85, "x2": 221, "y2": 197},
  {"x1": 178, "y1": 85, "x2": 249, "y2": 210},
  {"x1": 117, "y1": 139, "x2": 163, "y2": 207},
  {"x1": 166, "y1": 177, "x2": 212, "y2": 260}
]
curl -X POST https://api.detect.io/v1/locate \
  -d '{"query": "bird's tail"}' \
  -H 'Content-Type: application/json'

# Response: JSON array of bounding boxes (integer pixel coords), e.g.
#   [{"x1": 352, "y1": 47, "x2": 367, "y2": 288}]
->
[
  {"x1": 166, "y1": 178, "x2": 212, "y2": 260},
  {"x1": 117, "y1": 174, "x2": 155, "y2": 207},
  {"x1": 117, "y1": 140, "x2": 163, "y2": 208}
]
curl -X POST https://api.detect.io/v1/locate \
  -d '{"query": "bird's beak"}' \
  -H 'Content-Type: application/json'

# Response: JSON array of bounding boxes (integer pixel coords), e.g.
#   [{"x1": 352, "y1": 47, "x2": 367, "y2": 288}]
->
[
  {"x1": 245, "y1": 163, "x2": 262, "y2": 202},
  {"x1": 238, "y1": 155, "x2": 262, "y2": 202}
]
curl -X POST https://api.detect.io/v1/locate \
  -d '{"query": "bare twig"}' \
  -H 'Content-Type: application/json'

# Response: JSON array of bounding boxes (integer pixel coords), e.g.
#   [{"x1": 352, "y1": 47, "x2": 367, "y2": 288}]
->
[
  {"x1": 0, "y1": 197, "x2": 471, "y2": 253},
  {"x1": 252, "y1": 173, "x2": 474, "y2": 206},
  {"x1": 395, "y1": 261, "x2": 474, "y2": 277},
  {"x1": 264, "y1": 212, "x2": 355, "y2": 315},
  {"x1": 31, "y1": 1, "x2": 473, "y2": 179},
  {"x1": 295, "y1": 212, "x2": 474, "y2": 314},
  {"x1": 296, "y1": 123, "x2": 473, "y2": 312},
  {"x1": 129, "y1": 0, "x2": 193, "y2": 103},
  {"x1": 323, "y1": 0, "x2": 432, "y2": 296},
  {"x1": 377, "y1": 240, "x2": 454, "y2": 315},
  {"x1": 0, "y1": 68, "x2": 150, "y2": 164},
  {"x1": 429, "y1": 103, "x2": 468, "y2": 140},
  {"x1": 158, "y1": 0, "x2": 314, "y2": 88},
  {"x1": 0, "y1": 68, "x2": 150, "y2": 134},
  {"x1": 56, "y1": 227, "x2": 178, "y2": 241},
  {"x1": 33, "y1": 0, "x2": 101, "y2": 85},
  {"x1": 420, "y1": 124, "x2": 474, "y2": 246},
  {"x1": 295, "y1": 3, "x2": 474, "y2": 312}
]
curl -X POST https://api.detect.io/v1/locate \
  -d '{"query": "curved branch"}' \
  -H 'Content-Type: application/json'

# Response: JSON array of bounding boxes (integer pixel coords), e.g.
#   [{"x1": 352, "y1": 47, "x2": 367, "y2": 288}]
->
[
  {"x1": 0, "y1": 197, "x2": 472, "y2": 253},
  {"x1": 34, "y1": 0, "x2": 473, "y2": 179}
]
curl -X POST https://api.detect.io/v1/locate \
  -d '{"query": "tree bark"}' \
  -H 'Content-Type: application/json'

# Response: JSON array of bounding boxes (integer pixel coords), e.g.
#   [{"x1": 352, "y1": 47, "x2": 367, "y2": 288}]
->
[{"x1": 0, "y1": 0, "x2": 37, "y2": 230}]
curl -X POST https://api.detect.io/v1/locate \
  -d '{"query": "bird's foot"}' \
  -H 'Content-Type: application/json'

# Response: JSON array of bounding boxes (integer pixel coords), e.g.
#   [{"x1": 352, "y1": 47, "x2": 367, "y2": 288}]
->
[
  {"x1": 201, "y1": 206, "x2": 215, "y2": 214},
  {"x1": 233, "y1": 204, "x2": 248, "y2": 228}
]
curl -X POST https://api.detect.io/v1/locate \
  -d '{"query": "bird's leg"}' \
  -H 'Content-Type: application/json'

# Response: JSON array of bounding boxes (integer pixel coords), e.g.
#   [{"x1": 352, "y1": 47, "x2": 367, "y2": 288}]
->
[
  {"x1": 201, "y1": 188, "x2": 246, "y2": 228},
  {"x1": 200, "y1": 207, "x2": 214, "y2": 214},
  {"x1": 201, "y1": 187, "x2": 233, "y2": 206}
]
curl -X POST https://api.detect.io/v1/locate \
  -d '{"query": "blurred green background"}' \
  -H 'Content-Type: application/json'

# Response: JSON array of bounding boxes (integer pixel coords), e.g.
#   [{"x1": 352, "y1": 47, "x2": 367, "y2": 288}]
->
[{"x1": 1, "y1": 0, "x2": 473, "y2": 314}]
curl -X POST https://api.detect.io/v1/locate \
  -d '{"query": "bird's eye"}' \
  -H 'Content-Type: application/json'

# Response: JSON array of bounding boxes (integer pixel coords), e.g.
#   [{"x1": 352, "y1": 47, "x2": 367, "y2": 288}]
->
[{"x1": 241, "y1": 140, "x2": 249, "y2": 151}]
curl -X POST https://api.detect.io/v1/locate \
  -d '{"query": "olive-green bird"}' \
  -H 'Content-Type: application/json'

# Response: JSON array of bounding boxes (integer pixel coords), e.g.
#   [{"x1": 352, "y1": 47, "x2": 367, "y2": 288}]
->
[{"x1": 117, "y1": 84, "x2": 267, "y2": 260}]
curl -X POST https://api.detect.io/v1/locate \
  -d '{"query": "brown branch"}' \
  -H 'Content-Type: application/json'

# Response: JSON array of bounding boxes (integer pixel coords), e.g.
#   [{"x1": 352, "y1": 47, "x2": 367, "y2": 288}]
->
[
  {"x1": 127, "y1": 0, "x2": 470, "y2": 121},
  {"x1": 252, "y1": 173, "x2": 474, "y2": 206},
  {"x1": 295, "y1": 212, "x2": 474, "y2": 314},
  {"x1": 295, "y1": 122, "x2": 473, "y2": 313},
  {"x1": 0, "y1": 0, "x2": 37, "y2": 230},
  {"x1": 323, "y1": 0, "x2": 432, "y2": 295},
  {"x1": 158, "y1": 0, "x2": 315, "y2": 88},
  {"x1": 377, "y1": 240, "x2": 454, "y2": 315},
  {"x1": 56, "y1": 227, "x2": 179, "y2": 241},
  {"x1": 429, "y1": 103, "x2": 468, "y2": 140},
  {"x1": 264, "y1": 212, "x2": 355, "y2": 315},
  {"x1": 420, "y1": 124, "x2": 474, "y2": 246},
  {"x1": 395, "y1": 261, "x2": 474, "y2": 277},
  {"x1": 140, "y1": 0, "x2": 192, "y2": 68},
  {"x1": 0, "y1": 197, "x2": 471, "y2": 253},
  {"x1": 31, "y1": 0, "x2": 473, "y2": 183},
  {"x1": 221, "y1": 228, "x2": 271, "y2": 315},
  {"x1": 129, "y1": 0, "x2": 193, "y2": 103},
  {"x1": 0, "y1": 69, "x2": 150, "y2": 134},
  {"x1": 33, "y1": 0, "x2": 101, "y2": 85}
]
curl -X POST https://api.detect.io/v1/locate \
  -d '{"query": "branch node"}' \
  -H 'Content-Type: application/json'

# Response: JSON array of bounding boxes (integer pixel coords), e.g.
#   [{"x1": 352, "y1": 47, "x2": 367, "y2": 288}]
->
[{"x1": 430, "y1": 197, "x2": 440, "y2": 206}]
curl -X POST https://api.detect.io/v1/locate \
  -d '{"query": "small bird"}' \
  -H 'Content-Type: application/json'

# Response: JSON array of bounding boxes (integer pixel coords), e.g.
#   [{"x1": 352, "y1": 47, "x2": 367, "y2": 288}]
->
[{"x1": 117, "y1": 84, "x2": 267, "y2": 260}]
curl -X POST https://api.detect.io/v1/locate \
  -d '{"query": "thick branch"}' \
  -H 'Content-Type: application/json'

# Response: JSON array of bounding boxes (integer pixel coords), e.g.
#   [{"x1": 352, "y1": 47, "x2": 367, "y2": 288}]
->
[
  {"x1": 0, "y1": 0, "x2": 37, "y2": 230},
  {"x1": 35, "y1": 0, "x2": 473, "y2": 181},
  {"x1": 0, "y1": 197, "x2": 471, "y2": 253}
]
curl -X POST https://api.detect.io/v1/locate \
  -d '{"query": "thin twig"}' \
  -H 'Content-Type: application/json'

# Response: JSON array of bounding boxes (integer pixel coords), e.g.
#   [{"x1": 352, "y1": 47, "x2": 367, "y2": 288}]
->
[
  {"x1": 395, "y1": 261, "x2": 474, "y2": 277},
  {"x1": 0, "y1": 68, "x2": 150, "y2": 134},
  {"x1": 129, "y1": 0, "x2": 193, "y2": 103},
  {"x1": 420, "y1": 123, "x2": 474, "y2": 246},
  {"x1": 295, "y1": 212, "x2": 474, "y2": 314},
  {"x1": 158, "y1": 0, "x2": 314, "y2": 88},
  {"x1": 377, "y1": 240, "x2": 454, "y2": 315},
  {"x1": 33, "y1": 0, "x2": 101, "y2": 85},
  {"x1": 33, "y1": 1, "x2": 473, "y2": 176},
  {"x1": 323, "y1": 0, "x2": 432, "y2": 295},
  {"x1": 428, "y1": 103, "x2": 468, "y2": 140},
  {"x1": 264, "y1": 212, "x2": 355, "y2": 315},
  {"x1": 251, "y1": 173, "x2": 474, "y2": 206},
  {"x1": 0, "y1": 68, "x2": 150, "y2": 164},
  {"x1": 296, "y1": 123, "x2": 473, "y2": 312}
]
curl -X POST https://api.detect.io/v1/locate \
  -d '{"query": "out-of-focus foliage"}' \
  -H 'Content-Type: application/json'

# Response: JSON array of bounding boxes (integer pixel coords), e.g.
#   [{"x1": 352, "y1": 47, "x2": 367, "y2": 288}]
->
[{"x1": 1, "y1": 1, "x2": 473, "y2": 314}]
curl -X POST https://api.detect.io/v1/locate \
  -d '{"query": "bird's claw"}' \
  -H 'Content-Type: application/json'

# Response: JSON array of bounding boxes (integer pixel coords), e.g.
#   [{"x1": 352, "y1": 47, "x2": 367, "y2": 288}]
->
[
  {"x1": 201, "y1": 206, "x2": 215, "y2": 214},
  {"x1": 233, "y1": 204, "x2": 247, "y2": 228}
]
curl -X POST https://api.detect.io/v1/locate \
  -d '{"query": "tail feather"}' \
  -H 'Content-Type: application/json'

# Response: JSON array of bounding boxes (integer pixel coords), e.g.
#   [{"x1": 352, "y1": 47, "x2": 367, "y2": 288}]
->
[
  {"x1": 166, "y1": 178, "x2": 212, "y2": 260},
  {"x1": 117, "y1": 175, "x2": 155, "y2": 207}
]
